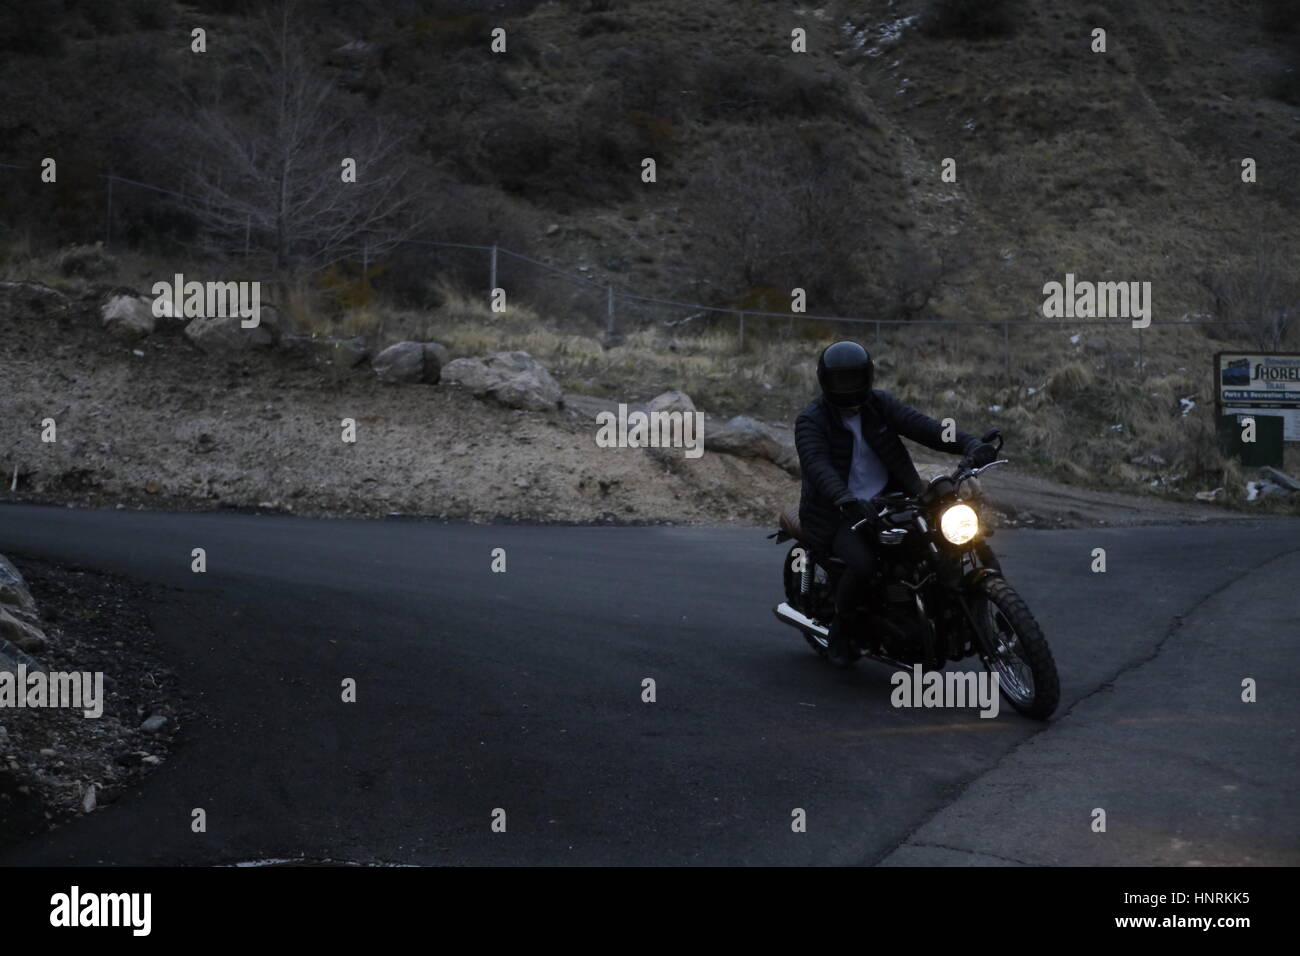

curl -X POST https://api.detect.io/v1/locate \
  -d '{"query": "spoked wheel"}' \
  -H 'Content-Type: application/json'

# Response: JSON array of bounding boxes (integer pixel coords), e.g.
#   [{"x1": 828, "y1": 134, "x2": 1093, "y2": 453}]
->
[{"x1": 970, "y1": 576, "x2": 1059, "y2": 719}]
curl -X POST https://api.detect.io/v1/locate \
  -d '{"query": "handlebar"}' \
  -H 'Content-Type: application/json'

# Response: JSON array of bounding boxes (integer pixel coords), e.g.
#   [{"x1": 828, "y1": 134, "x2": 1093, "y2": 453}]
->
[{"x1": 862, "y1": 457, "x2": 1010, "y2": 520}]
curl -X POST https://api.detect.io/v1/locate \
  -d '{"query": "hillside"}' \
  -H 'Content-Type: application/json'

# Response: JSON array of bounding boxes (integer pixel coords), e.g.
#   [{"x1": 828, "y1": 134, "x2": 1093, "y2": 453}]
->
[{"x1": 1, "y1": 0, "x2": 1298, "y2": 509}]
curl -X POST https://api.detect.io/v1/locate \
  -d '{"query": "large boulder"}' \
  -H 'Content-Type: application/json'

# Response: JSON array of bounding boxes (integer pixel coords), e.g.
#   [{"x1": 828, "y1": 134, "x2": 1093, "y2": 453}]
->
[
  {"x1": 253, "y1": 303, "x2": 300, "y2": 342},
  {"x1": 641, "y1": 389, "x2": 696, "y2": 416},
  {"x1": 442, "y1": 350, "x2": 563, "y2": 411},
  {"x1": 280, "y1": 333, "x2": 371, "y2": 367},
  {"x1": 0, "y1": 605, "x2": 45, "y2": 653},
  {"x1": 101, "y1": 294, "x2": 157, "y2": 340},
  {"x1": 424, "y1": 341, "x2": 450, "y2": 368},
  {"x1": 185, "y1": 315, "x2": 273, "y2": 352},
  {"x1": 372, "y1": 341, "x2": 447, "y2": 385},
  {"x1": 707, "y1": 415, "x2": 800, "y2": 476},
  {"x1": 0, "y1": 554, "x2": 34, "y2": 613},
  {"x1": 0, "y1": 555, "x2": 45, "y2": 654}
]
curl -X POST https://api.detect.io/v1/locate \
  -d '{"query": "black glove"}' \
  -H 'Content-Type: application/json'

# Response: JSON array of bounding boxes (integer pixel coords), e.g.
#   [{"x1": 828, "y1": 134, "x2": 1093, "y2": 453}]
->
[
  {"x1": 839, "y1": 499, "x2": 875, "y2": 531},
  {"x1": 967, "y1": 441, "x2": 998, "y2": 467}
]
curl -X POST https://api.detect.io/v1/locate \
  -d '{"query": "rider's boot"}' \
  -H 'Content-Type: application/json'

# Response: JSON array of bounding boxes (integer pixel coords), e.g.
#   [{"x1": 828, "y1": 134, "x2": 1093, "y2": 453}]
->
[{"x1": 826, "y1": 610, "x2": 863, "y2": 668}]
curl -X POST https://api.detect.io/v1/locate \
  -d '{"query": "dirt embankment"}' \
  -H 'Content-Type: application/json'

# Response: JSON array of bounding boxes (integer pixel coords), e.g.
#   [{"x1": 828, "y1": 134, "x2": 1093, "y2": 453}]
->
[
  {"x1": 1, "y1": 297, "x2": 800, "y2": 525},
  {"x1": 0, "y1": 283, "x2": 1270, "y2": 530}
]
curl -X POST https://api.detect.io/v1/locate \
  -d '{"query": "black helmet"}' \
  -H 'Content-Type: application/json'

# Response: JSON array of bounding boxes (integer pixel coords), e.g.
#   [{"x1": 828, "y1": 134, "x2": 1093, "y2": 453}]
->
[{"x1": 817, "y1": 341, "x2": 875, "y2": 408}]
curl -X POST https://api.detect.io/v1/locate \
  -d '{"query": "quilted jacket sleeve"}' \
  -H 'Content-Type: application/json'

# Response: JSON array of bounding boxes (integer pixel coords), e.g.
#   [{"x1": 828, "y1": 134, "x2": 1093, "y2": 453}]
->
[{"x1": 874, "y1": 391, "x2": 979, "y2": 457}]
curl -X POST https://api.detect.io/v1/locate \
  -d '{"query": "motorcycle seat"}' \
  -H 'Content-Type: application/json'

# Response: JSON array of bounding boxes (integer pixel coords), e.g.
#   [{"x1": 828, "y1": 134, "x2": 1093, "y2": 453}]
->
[{"x1": 778, "y1": 504, "x2": 806, "y2": 544}]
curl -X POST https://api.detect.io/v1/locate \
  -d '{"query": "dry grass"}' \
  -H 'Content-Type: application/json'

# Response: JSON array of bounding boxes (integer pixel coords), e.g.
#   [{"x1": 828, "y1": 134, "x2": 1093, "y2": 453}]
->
[{"x1": 340, "y1": 281, "x2": 1297, "y2": 511}]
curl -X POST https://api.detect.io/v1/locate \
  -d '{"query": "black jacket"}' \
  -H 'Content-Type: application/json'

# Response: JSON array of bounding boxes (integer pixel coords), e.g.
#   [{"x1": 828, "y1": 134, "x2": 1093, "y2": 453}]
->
[{"x1": 795, "y1": 391, "x2": 979, "y2": 549}]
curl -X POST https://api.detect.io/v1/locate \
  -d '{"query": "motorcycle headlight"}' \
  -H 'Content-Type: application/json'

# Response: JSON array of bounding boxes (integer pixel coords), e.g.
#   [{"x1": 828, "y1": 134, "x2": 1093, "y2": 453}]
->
[{"x1": 940, "y1": 503, "x2": 979, "y2": 545}]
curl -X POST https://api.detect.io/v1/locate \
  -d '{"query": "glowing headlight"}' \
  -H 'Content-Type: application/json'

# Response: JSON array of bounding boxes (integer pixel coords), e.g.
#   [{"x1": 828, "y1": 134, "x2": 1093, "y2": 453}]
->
[{"x1": 940, "y1": 503, "x2": 979, "y2": 545}]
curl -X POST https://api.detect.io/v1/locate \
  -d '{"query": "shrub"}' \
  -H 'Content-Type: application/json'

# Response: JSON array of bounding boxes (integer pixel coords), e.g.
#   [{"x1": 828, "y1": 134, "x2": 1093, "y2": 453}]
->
[
  {"x1": 920, "y1": 0, "x2": 1017, "y2": 39},
  {"x1": 578, "y1": 14, "x2": 629, "y2": 37},
  {"x1": 1048, "y1": 361, "x2": 1095, "y2": 398},
  {"x1": 128, "y1": 0, "x2": 174, "y2": 30},
  {"x1": 57, "y1": 243, "x2": 118, "y2": 279}
]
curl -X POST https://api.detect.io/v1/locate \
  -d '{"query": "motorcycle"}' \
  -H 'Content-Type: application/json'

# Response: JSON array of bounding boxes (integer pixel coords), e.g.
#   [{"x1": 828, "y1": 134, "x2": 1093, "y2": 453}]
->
[{"x1": 771, "y1": 429, "x2": 1060, "y2": 720}]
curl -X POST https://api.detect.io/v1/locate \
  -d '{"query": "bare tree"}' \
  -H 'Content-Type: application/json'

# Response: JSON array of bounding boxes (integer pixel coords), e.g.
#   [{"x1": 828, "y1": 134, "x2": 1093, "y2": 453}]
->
[
  {"x1": 1198, "y1": 246, "x2": 1298, "y2": 351},
  {"x1": 173, "y1": 3, "x2": 417, "y2": 279},
  {"x1": 686, "y1": 129, "x2": 867, "y2": 311}
]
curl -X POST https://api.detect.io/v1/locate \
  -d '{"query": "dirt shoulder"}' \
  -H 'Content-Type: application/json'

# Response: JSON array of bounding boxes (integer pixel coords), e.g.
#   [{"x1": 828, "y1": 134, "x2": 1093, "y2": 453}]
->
[{"x1": 0, "y1": 555, "x2": 181, "y2": 850}]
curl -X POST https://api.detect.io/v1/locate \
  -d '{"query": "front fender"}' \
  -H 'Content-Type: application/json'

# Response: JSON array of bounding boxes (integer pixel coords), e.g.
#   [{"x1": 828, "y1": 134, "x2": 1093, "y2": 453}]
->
[{"x1": 962, "y1": 566, "x2": 1002, "y2": 590}]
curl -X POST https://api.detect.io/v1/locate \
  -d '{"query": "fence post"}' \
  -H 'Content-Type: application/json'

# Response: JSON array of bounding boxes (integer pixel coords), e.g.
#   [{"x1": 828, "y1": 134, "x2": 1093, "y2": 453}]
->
[
  {"x1": 104, "y1": 175, "x2": 113, "y2": 248},
  {"x1": 738, "y1": 312, "x2": 745, "y2": 352},
  {"x1": 489, "y1": 244, "x2": 497, "y2": 296}
]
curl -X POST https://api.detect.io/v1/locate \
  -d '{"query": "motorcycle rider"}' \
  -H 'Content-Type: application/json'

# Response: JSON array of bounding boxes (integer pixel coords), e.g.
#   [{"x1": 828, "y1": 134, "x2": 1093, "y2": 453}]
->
[{"x1": 794, "y1": 341, "x2": 997, "y2": 666}]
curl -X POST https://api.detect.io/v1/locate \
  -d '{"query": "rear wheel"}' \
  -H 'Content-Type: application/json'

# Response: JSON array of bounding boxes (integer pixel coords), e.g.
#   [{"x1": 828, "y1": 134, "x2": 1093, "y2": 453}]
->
[{"x1": 969, "y1": 576, "x2": 1059, "y2": 719}]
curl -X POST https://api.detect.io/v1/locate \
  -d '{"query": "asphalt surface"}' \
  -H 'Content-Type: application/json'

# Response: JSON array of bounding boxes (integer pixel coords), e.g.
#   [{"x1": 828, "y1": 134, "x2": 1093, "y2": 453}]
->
[{"x1": 0, "y1": 503, "x2": 1297, "y2": 866}]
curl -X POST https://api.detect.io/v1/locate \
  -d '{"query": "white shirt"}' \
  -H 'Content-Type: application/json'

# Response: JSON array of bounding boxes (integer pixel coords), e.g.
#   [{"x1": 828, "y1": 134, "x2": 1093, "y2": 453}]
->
[{"x1": 840, "y1": 409, "x2": 889, "y2": 501}]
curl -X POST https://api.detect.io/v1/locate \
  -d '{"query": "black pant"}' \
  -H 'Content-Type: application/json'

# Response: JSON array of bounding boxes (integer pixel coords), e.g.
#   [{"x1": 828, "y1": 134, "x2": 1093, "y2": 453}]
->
[{"x1": 830, "y1": 521, "x2": 877, "y2": 619}]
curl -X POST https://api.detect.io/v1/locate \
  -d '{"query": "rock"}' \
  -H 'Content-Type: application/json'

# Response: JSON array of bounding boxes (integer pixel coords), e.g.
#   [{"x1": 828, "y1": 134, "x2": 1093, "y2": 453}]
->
[
  {"x1": 372, "y1": 341, "x2": 422, "y2": 383},
  {"x1": 280, "y1": 334, "x2": 370, "y2": 367},
  {"x1": 0, "y1": 555, "x2": 34, "y2": 612},
  {"x1": 100, "y1": 294, "x2": 156, "y2": 340},
  {"x1": 706, "y1": 415, "x2": 800, "y2": 476},
  {"x1": 144, "y1": 479, "x2": 163, "y2": 495},
  {"x1": 140, "y1": 715, "x2": 167, "y2": 733},
  {"x1": 82, "y1": 784, "x2": 97, "y2": 813},
  {"x1": 255, "y1": 303, "x2": 299, "y2": 342},
  {"x1": 546, "y1": 223, "x2": 560, "y2": 235},
  {"x1": 373, "y1": 341, "x2": 445, "y2": 385},
  {"x1": 423, "y1": 342, "x2": 450, "y2": 368},
  {"x1": 641, "y1": 389, "x2": 696, "y2": 416},
  {"x1": 1194, "y1": 488, "x2": 1223, "y2": 502},
  {"x1": 442, "y1": 351, "x2": 563, "y2": 411},
  {"x1": 0, "y1": 578, "x2": 36, "y2": 613},
  {"x1": 0, "y1": 280, "x2": 70, "y2": 319},
  {"x1": 184, "y1": 315, "x2": 273, "y2": 351},
  {"x1": 0, "y1": 606, "x2": 47, "y2": 653}
]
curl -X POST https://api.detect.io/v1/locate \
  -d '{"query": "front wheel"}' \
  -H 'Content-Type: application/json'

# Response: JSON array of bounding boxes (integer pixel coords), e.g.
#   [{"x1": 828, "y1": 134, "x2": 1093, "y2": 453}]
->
[{"x1": 969, "y1": 576, "x2": 1059, "y2": 719}]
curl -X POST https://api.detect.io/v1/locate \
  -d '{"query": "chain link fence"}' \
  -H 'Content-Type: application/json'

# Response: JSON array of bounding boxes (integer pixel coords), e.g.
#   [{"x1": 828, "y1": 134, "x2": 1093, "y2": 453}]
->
[{"x1": 0, "y1": 164, "x2": 1275, "y2": 384}]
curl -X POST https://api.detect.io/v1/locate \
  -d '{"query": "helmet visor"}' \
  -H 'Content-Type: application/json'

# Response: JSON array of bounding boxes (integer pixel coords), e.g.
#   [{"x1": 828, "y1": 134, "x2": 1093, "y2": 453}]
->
[{"x1": 822, "y1": 365, "x2": 873, "y2": 402}]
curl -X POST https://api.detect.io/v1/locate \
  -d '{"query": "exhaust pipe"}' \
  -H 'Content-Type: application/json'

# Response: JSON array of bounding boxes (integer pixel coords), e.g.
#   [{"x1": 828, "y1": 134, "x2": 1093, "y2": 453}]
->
[
  {"x1": 775, "y1": 603, "x2": 921, "y2": 672},
  {"x1": 773, "y1": 602, "x2": 829, "y2": 640}
]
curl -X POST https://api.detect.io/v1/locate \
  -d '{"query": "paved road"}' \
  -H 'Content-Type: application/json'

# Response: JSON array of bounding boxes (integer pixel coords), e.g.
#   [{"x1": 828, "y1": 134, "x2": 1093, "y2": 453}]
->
[{"x1": 0, "y1": 504, "x2": 1296, "y2": 865}]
